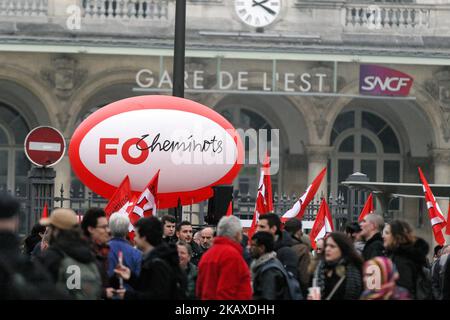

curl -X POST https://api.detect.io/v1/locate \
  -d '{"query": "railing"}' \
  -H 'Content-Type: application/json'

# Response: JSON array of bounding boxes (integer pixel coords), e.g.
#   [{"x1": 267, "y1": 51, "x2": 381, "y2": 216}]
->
[
  {"x1": 54, "y1": 184, "x2": 108, "y2": 215},
  {"x1": 0, "y1": 0, "x2": 48, "y2": 16},
  {"x1": 53, "y1": 184, "x2": 349, "y2": 230},
  {"x1": 6, "y1": 180, "x2": 395, "y2": 236},
  {"x1": 343, "y1": 4, "x2": 431, "y2": 29},
  {"x1": 183, "y1": 191, "x2": 350, "y2": 231},
  {"x1": 82, "y1": 0, "x2": 169, "y2": 20}
]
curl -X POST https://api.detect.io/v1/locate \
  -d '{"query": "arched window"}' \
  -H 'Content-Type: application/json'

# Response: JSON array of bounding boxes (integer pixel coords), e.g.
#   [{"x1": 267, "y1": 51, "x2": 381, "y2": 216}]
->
[
  {"x1": 220, "y1": 107, "x2": 279, "y2": 197},
  {"x1": 0, "y1": 103, "x2": 31, "y2": 196},
  {"x1": 330, "y1": 110, "x2": 402, "y2": 207},
  {"x1": 71, "y1": 105, "x2": 105, "y2": 199}
]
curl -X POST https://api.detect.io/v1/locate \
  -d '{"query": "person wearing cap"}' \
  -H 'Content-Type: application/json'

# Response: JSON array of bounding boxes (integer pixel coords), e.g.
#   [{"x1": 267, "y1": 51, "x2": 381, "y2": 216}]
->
[
  {"x1": 0, "y1": 193, "x2": 65, "y2": 299},
  {"x1": 38, "y1": 208, "x2": 103, "y2": 299}
]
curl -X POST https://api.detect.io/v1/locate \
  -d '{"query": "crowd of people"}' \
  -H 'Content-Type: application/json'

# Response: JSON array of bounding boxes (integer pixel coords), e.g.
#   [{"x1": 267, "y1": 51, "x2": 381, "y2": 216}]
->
[{"x1": 1, "y1": 191, "x2": 450, "y2": 300}]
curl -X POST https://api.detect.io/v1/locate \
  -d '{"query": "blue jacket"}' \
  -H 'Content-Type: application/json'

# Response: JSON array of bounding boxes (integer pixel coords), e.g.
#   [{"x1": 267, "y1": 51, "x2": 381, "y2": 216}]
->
[{"x1": 108, "y1": 238, "x2": 142, "y2": 281}]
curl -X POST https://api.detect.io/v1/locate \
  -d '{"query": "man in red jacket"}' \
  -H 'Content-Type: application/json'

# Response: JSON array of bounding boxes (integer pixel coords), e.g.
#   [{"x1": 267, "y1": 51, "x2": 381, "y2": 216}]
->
[{"x1": 196, "y1": 215, "x2": 252, "y2": 300}]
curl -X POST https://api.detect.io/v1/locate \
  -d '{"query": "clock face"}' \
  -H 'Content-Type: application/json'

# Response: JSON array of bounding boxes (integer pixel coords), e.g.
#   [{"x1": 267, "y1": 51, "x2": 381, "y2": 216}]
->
[{"x1": 235, "y1": 0, "x2": 281, "y2": 28}]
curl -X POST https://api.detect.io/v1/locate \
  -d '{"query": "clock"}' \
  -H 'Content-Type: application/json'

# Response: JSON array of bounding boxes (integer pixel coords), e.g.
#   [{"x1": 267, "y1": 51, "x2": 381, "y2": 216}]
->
[{"x1": 235, "y1": 0, "x2": 281, "y2": 28}]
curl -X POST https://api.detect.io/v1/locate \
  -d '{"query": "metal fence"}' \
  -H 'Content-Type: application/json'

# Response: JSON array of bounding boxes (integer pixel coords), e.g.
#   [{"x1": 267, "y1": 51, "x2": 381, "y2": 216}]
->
[
  {"x1": 172, "y1": 190, "x2": 350, "y2": 232},
  {"x1": 5, "y1": 167, "x2": 381, "y2": 236}
]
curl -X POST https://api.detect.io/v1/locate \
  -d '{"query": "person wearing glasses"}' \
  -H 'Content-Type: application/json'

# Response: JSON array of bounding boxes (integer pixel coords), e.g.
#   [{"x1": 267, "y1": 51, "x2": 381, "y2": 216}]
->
[{"x1": 81, "y1": 208, "x2": 114, "y2": 299}]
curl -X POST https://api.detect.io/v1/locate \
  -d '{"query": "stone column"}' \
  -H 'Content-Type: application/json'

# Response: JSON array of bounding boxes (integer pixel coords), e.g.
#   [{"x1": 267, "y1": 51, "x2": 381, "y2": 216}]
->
[{"x1": 305, "y1": 145, "x2": 332, "y2": 198}]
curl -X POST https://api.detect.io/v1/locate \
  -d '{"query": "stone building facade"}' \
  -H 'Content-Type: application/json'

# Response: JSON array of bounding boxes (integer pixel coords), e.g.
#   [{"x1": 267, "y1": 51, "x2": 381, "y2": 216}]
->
[{"x1": 1, "y1": 0, "x2": 450, "y2": 243}]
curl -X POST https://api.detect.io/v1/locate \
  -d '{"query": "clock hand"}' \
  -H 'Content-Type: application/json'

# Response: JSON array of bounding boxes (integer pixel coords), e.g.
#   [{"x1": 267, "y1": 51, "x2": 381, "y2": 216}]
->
[
  {"x1": 252, "y1": 0, "x2": 270, "y2": 5},
  {"x1": 252, "y1": 0, "x2": 276, "y2": 15}
]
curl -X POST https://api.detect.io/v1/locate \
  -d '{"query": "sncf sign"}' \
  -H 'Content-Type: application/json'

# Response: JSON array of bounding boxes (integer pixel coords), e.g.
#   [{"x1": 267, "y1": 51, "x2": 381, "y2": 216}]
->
[{"x1": 360, "y1": 65, "x2": 413, "y2": 96}]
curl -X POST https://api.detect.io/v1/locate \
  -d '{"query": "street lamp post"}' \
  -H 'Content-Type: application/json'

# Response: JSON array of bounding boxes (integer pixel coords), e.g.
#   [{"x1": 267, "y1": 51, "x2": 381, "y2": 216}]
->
[
  {"x1": 173, "y1": 0, "x2": 186, "y2": 99},
  {"x1": 170, "y1": 0, "x2": 186, "y2": 223}
]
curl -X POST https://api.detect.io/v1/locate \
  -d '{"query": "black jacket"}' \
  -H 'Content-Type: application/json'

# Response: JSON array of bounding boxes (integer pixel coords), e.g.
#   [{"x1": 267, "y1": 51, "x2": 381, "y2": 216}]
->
[
  {"x1": 290, "y1": 235, "x2": 312, "y2": 294},
  {"x1": 443, "y1": 255, "x2": 450, "y2": 300},
  {"x1": 0, "y1": 231, "x2": 67, "y2": 299},
  {"x1": 362, "y1": 233, "x2": 385, "y2": 261},
  {"x1": 125, "y1": 242, "x2": 187, "y2": 300},
  {"x1": 241, "y1": 234, "x2": 252, "y2": 266},
  {"x1": 163, "y1": 235, "x2": 178, "y2": 245},
  {"x1": 274, "y1": 230, "x2": 300, "y2": 279},
  {"x1": 190, "y1": 241, "x2": 204, "y2": 266},
  {"x1": 23, "y1": 234, "x2": 41, "y2": 255},
  {"x1": 315, "y1": 259, "x2": 363, "y2": 300},
  {"x1": 387, "y1": 238, "x2": 429, "y2": 298},
  {"x1": 431, "y1": 254, "x2": 449, "y2": 300},
  {"x1": 89, "y1": 241, "x2": 111, "y2": 291},
  {"x1": 38, "y1": 235, "x2": 97, "y2": 284},
  {"x1": 252, "y1": 257, "x2": 288, "y2": 300}
]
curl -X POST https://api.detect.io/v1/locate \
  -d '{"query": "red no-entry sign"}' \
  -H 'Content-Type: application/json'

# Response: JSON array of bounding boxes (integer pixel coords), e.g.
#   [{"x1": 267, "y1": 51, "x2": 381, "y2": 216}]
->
[{"x1": 24, "y1": 126, "x2": 66, "y2": 167}]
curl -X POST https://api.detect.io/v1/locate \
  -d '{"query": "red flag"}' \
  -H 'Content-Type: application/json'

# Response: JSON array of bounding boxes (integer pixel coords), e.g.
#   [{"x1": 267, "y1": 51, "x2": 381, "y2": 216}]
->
[
  {"x1": 104, "y1": 176, "x2": 131, "y2": 218},
  {"x1": 261, "y1": 154, "x2": 273, "y2": 213},
  {"x1": 131, "y1": 170, "x2": 160, "y2": 219},
  {"x1": 310, "y1": 199, "x2": 334, "y2": 250},
  {"x1": 418, "y1": 167, "x2": 447, "y2": 246},
  {"x1": 226, "y1": 201, "x2": 233, "y2": 216},
  {"x1": 41, "y1": 202, "x2": 48, "y2": 219},
  {"x1": 358, "y1": 193, "x2": 374, "y2": 222},
  {"x1": 282, "y1": 167, "x2": 327, "y2": 222},
  {"x1": 124, "y1": 194, "x2": 139, "y2": 242},
  {"x1": 247, "y1": 155, "x2": 273, "y2": 242},
  {"x1": 447, "y1": 202, "x2": 450, "y2": 235},
  {"x1": 128, "y1": 231, "x2": 135, "y2": 243},
  {"x1": 127, "y1": 194, "x2": 140, "y2": 226}
]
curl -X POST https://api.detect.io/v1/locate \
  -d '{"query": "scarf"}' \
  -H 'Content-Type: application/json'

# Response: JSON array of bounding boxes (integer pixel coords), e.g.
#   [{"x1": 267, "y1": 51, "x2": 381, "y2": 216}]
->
[
  {"x1": 360, "y1": 256, "x2": 409, "y2": 300},
  {"x1": 250, "y1": 251, "x2": 277, "y2": 280},
  {"x1": 314, "y1": 258, "x2": 362, "y2": 300}
]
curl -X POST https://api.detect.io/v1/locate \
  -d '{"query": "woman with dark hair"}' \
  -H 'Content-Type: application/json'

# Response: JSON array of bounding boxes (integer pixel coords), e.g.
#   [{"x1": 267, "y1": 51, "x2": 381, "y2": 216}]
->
[
  {"x1": 23, "y1": 223, "x2": 46, "y2": 255},
  {"x1": 383, "y1": 219, "x2": 430, "y2": 299},
  {"x1": 310, "y1": 232, "x2": 363, "y2": 300}
]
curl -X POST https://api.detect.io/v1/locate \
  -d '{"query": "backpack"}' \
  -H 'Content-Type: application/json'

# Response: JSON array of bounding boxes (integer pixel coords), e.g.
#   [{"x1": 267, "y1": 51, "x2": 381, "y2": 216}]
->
[
  {"x1": 57, "y1": 252, "x2": 102, "y2": 300},
  {"x1": 415, "y1": 266, "x2": 432, "y2": 300},
  {"x1": 259, "y1": 259, "x2": 303, "y2": 300}
]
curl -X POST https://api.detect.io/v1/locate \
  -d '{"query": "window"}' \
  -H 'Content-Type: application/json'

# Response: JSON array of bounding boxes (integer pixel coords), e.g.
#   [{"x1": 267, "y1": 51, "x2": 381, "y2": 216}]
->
[
  {"x1": 330, "y1": 110, "x2": 402, "y2": 210},
  {"x1": 71, "y1": 105, "x2": 106, "y2": 199},
  {"x1": 219, "y1": 107, "x2": 279, "y2": 197},
  {"x1": 0, "y1": 103, "x2": 30, "y2": 196}
]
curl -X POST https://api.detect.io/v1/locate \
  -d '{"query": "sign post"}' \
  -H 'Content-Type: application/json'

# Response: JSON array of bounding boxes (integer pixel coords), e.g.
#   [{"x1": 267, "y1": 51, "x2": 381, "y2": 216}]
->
[
  {"x1": 24, "y1": 126, "x2": 66, "y2": 234},
  {"x1": 24, "y1": 126, "x2": 66, "y2": 168}
]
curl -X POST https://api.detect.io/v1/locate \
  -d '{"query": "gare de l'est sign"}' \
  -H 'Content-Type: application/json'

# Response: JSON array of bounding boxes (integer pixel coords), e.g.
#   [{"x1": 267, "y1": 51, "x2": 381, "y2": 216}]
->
[{"x1": 135, "y1": 61, "x2": 413, "y2": 97}]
